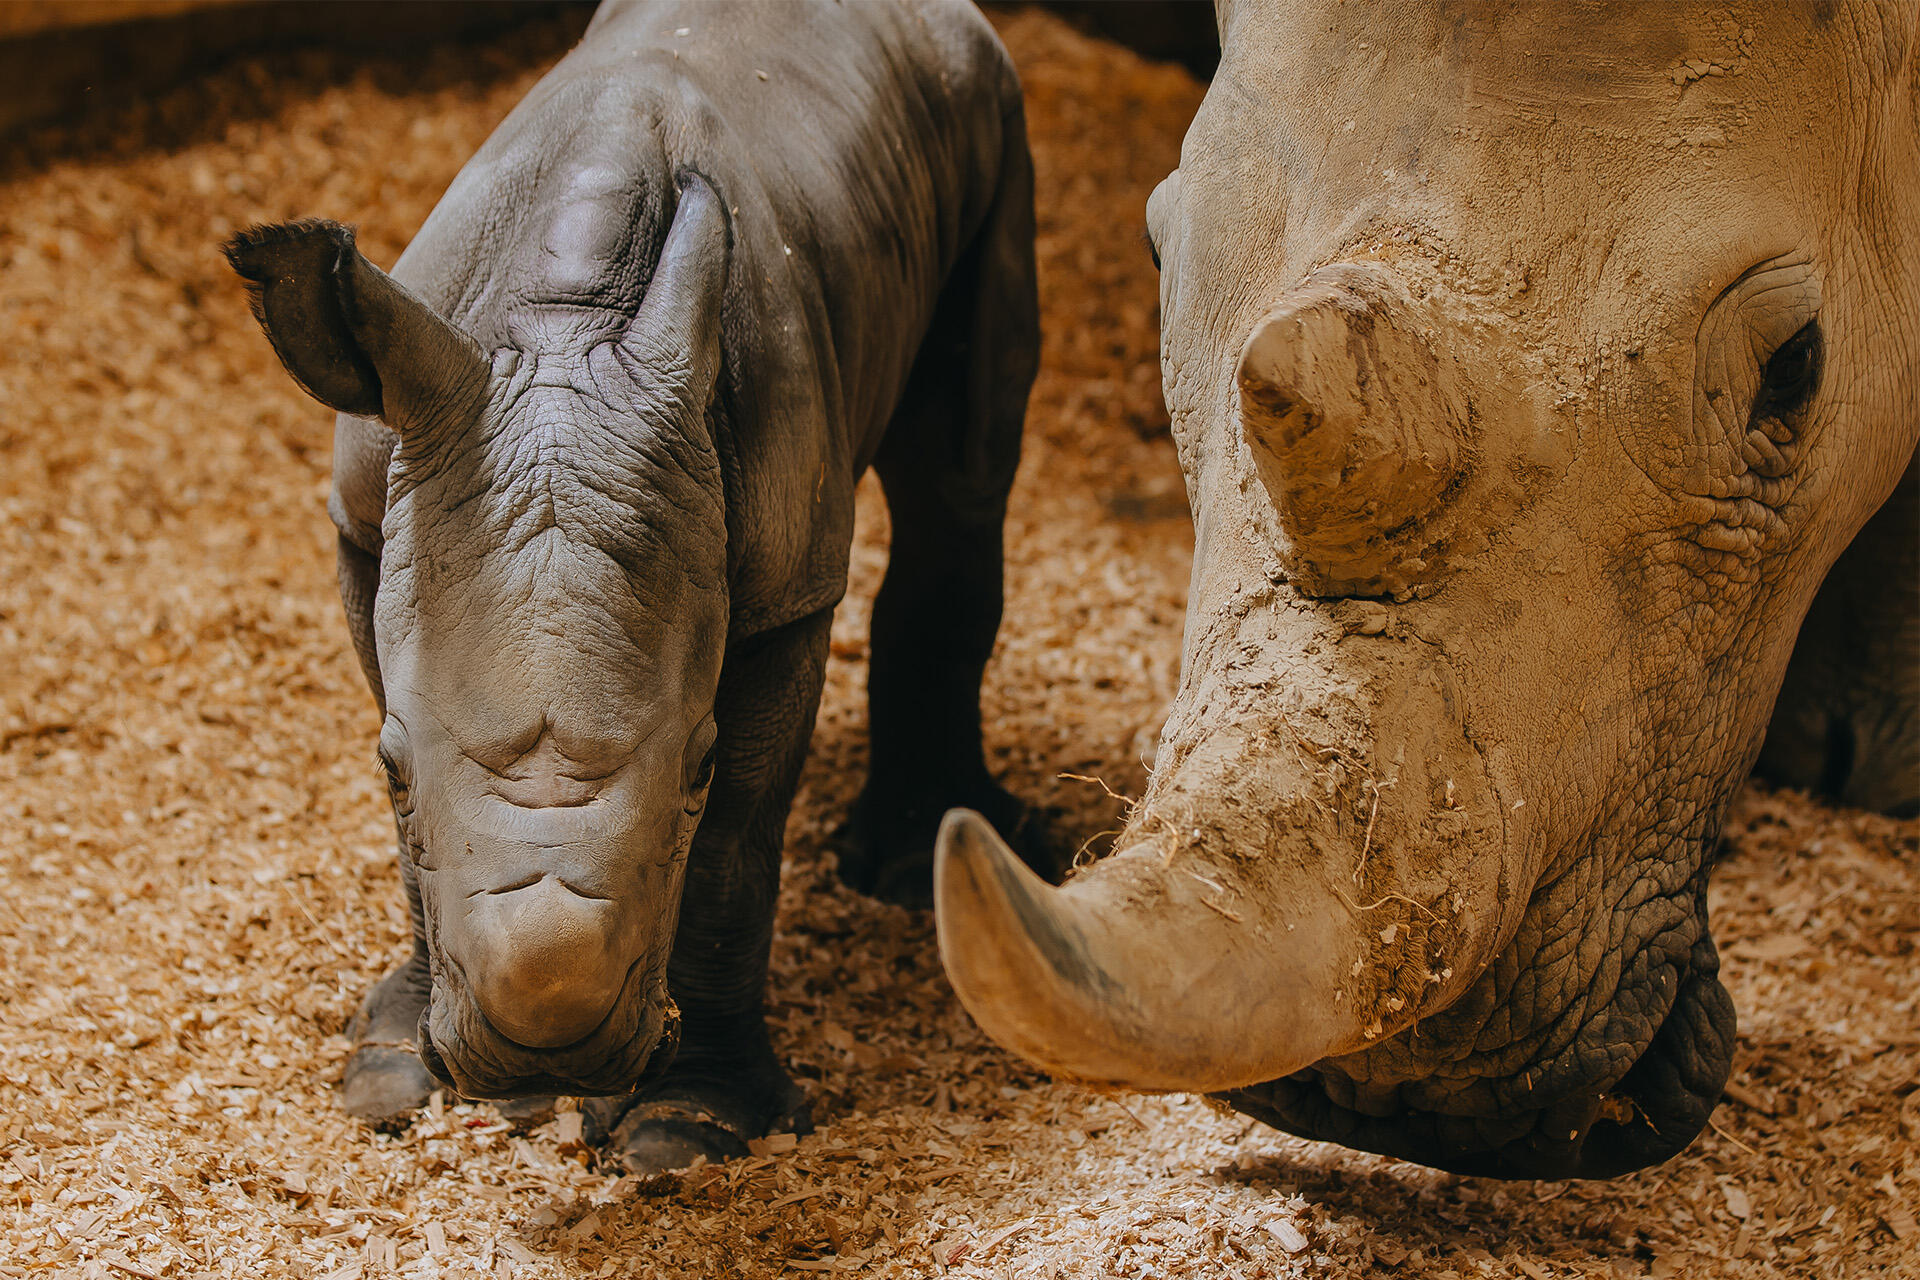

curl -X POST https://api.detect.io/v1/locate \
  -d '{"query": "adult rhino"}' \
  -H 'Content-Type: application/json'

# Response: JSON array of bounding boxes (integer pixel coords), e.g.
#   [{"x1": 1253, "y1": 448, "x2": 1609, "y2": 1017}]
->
[
  {"x1": 937, "y1": 0, "x2": 1917, "y2": 1177},
  {"x1": 227, "y1": 0, "x2": 1037, "y2": 1171}
]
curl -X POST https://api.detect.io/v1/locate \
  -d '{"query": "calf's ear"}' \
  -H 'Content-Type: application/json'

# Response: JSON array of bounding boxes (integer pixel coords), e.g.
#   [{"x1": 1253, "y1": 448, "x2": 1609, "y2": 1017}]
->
[
  {"x1": 224, "y1": 219, "x2": 489, "y2": 433},
  {"x1": 617, "y1": 173, "x2": 729, "y2": 418}
]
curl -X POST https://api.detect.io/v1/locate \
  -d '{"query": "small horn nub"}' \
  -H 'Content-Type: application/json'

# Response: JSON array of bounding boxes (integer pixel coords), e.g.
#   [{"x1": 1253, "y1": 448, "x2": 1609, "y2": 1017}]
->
[
  {"x1": 1237, "y1": 263, "x2": 1465, "y2": 594},
  {"x1": 934, "y1": 809, "x2": 1366, "y2": 1093}
]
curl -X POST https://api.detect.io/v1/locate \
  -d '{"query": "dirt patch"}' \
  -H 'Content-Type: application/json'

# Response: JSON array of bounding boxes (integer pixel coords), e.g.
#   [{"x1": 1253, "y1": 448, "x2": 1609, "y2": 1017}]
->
[{"x1": 0, "y1": 7, "x2": 1912, "y2": 1278}]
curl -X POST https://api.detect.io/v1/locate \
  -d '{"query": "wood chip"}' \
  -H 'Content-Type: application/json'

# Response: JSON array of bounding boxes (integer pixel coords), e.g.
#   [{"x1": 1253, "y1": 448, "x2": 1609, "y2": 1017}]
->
[{"x1": 1266, "y1": 1219, "x2": 1310, "y2": 1254}]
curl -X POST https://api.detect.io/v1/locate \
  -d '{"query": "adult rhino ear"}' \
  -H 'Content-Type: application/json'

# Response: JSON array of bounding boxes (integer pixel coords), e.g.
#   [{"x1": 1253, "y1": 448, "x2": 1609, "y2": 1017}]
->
[{"x1": 224, "y1": 219, "x2": 489, "y2": 433}]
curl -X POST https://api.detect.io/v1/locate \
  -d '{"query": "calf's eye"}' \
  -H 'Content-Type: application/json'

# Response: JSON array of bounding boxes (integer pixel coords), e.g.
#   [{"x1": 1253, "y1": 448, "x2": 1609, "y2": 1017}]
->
[
  {"x1": 379, "y1": 752, "x2": 414, "y2": 819},
  {"x1": 1752, "y1": 320, "x2": 1821, "y2": 423}
]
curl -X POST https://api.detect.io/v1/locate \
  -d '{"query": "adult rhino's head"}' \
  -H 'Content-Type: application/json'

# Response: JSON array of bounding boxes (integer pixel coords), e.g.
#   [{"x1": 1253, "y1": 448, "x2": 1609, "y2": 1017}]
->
[
  {"x1": 227, "y1": 177, "x2": 732, "y2": 1098},
  {"x1": 938, "y1": 2, "x2": 1919, "y2": 1176}
]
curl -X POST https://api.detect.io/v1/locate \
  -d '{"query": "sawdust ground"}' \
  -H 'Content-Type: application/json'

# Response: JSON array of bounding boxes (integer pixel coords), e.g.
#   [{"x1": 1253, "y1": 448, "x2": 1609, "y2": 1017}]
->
[{"x1": 0, "y1": 8, "x2": 1914, "y2": 1278}]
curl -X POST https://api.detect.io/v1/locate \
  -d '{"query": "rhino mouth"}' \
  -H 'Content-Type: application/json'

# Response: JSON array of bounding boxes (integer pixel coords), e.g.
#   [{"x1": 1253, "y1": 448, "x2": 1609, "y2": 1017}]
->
[
  {"x1": 417, "y1": 959, "x2": 681, "y2": 1099},
  {"x1": 1217, "y1": 913, "x2": 1735, "y2": 1180}
]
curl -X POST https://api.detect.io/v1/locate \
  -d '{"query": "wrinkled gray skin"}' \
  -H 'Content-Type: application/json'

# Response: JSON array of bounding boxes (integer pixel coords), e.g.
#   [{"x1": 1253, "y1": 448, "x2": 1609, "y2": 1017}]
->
[
  {"x1": 935, "y1": 0, "x2": 1916, "y2": 1179},
  {"x1": 227, "y1": 0, "x2": 1036, "y2": 1172}
]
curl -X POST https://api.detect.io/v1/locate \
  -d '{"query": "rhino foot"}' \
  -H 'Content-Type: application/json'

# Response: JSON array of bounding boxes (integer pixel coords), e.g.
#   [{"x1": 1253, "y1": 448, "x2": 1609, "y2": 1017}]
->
[
  {"x1": 586, "y1": 1072, "x2": 812, "y2": 1176},
  {"x1": 342, "y1": 1044, "x2": 436, "y2": 1128},
  {"x1": 341, "y1": 952, "x2": 435, "y2": 1128},
  {"x1": 835, "y1": 779, "x2": 1045, "y2": 908}
]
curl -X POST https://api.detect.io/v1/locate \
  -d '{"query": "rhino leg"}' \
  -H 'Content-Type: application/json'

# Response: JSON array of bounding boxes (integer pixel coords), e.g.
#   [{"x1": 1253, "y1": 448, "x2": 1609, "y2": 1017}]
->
[
  {"x1": 342, "y1": 826, "x2": 437, "y2": 1126},
  {"x1": 323, "y1": 531, "x2": 436, "y2": 1126},
  {"x1": 1756, "y1": 446, "x2": 1919, "y2": 817},
  {"x1": 834, "y1": 135, "x2": 1043, "y2": 908},
  {"x1": 834, "y1": 455, "x2": 1031, "y2": 907},
  {"x1": 596, "y1": 611, "x2": 830, "y2": 1174}
]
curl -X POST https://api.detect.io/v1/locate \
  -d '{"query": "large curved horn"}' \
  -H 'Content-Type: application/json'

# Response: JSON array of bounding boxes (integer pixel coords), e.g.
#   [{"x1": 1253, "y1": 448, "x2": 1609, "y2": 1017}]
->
[{"x1": 935, "y1": 809, "x2": 1369, "y2": 1092}]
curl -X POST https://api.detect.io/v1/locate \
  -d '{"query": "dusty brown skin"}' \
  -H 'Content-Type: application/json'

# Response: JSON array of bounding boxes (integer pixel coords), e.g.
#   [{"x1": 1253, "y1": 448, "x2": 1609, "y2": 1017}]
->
[{"x1": 938, "y1": 0, "x2": 1919, "y2": 1178}]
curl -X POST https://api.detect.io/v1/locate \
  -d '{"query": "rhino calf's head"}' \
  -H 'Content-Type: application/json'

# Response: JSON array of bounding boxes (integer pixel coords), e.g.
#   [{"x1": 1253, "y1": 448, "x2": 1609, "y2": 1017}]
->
[{"x1": 228, "y1": 177, "x2": 732, "y2": 1098}]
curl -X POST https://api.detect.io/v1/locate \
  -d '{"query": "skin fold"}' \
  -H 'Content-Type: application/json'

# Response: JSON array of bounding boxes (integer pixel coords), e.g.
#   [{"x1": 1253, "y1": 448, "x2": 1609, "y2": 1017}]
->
[
  {"x1": 227, "y1": 0, "x2": 1039, "y2": 1173},
  {"x1": 935, "y1": 0, "x2": 1917, "y2": 1178}
]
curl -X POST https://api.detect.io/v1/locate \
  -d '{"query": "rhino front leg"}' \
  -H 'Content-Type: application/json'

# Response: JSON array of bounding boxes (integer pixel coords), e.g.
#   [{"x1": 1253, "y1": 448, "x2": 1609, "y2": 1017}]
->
[
  {"x1": 329, "y1": 532, "x2": 440, "y2": 1124},
  {"x1": 341, "y1": 851, "x2": 437, "y2": 1125},
  {"x1": 1756, "y1": 446, "x2": 1919, "y2": 817},
  {"x1": 833, "y1": 458, "x2": 1030, "y2": 907},
  {"x1": 596, "y1": 611, "x2": 831, "y2": 1174}
]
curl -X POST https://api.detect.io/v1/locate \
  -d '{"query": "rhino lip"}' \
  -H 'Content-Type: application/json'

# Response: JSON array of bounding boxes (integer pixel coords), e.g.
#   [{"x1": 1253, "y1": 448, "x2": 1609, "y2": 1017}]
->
[
  {"x1": 416, "y1": 1008, "x2": 454, "y2": 1087},
  {"x1": 419, "y1": 956, "x2": 676, "y2": 1098}
]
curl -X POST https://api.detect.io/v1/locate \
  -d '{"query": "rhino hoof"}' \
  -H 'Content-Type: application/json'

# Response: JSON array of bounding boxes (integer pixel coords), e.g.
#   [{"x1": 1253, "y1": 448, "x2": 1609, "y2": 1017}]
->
[
  {"x1": 868, "y1": 853, "x2": 938, "y2": 910},
  {"x1": 836, "y1": 782, "x2": 1047, "y2": 908},
  {"x1": 611, "y1": 1107, "x2": 751, "y2": 1175},
  {"x1": 341, "y1": 1044, "x2": 436, "y2": 1128},
  {"x1": 599, "y1": 1088, "x2": 813, "y2": 1176}
]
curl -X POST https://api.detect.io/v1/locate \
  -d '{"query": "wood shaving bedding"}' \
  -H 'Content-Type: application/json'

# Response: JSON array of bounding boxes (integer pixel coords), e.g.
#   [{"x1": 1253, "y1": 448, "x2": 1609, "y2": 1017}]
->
[{"x1": 0, "y1": 7, "x2": 1911, "y2": 1277}]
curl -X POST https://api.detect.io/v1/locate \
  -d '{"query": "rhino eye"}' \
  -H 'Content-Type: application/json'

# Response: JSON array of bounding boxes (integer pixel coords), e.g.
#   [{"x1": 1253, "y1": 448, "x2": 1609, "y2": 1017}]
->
[
  {"x1": 685, "y1": 743, "x2": 717, "y2": 806},
  {"x1": 379, "y1": 752, "x2": 415, "y2": 820},
  {"x1": 1753, "y1": 320, "x2": 1821, "y2": 424},
  {"x1": 682, "y1": 718, "x2": 719, "y2": 814},
  {"x1": 1141, "y1": 227, "x2": 1162, "y2": 272}
]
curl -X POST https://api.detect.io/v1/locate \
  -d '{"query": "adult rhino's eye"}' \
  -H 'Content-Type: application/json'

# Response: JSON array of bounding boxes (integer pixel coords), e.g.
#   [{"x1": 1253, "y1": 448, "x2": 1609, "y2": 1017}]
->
[
  {"x1": 1141, "y1": 226, "x2": 1162, "y2": 272},
  {"x1": 682, "y1": 719, "x2": 719, "y2": 813},
  {"x1": 689, "y1": 745, "x2": 717, "y2": 794},
  {"x1": 1753, "y1": 320, "x2": 1822, "y2": 424}
]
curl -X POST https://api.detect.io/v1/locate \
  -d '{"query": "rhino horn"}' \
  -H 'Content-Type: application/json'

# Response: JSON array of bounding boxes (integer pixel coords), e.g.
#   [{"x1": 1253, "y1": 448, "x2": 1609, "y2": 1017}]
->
[
  {"x1": 1237, "y1": 263, "x2": 1465, "y2": 592},
  {"x1": 614, "y1": 171, "x2": 730, "y2": 416},
  {"x1": 934, "y1": 809, "x2": 1367, "y2": 1092}
]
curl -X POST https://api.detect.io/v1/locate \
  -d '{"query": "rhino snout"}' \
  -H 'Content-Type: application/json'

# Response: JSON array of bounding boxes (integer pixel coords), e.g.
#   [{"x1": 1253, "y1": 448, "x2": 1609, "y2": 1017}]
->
[{"x1": 454, "y1": 876, "x2": 630, "y2": 1048}]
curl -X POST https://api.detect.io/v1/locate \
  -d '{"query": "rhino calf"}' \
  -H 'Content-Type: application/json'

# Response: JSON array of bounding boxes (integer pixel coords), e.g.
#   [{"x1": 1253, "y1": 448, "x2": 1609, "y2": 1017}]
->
[
  {"x1": 938, "y1": 0, "x2": 1916, "y2": 1178},
  {"x1": 228, "y1": 0, "x2": 1037, "y2": 1171}
]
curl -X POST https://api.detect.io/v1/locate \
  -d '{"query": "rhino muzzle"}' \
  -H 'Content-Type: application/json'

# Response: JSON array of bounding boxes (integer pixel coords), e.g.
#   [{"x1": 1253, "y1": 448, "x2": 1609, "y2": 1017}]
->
[
  {"x1": 937, "y1": 609, "x2": 1515, "y2": 1095},
  {"x1": 420, "y1": 862, "x2": 685, "y2": 1098},
  {"x1": 418, "y1": 950, "x2": 680, "y2": 1100},
  {"x1": 455, "y1": 875, "x2": 631, "y2": 1048}
]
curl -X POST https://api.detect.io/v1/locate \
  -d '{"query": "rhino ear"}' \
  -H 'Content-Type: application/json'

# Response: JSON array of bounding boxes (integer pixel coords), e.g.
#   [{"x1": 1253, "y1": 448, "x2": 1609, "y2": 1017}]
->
[
  {"x1": 224, "y1": 219, "x2": 488, "y2": 433},
  {"x1": 617, "y1": 173, "x2": 730, "y2": 414}
]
